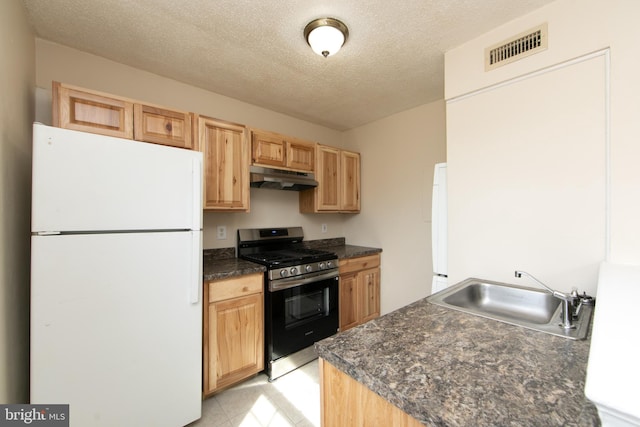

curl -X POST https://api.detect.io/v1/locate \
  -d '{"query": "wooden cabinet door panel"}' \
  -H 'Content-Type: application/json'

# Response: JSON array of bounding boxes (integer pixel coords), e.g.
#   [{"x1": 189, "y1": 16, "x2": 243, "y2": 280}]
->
[
  {"x1": 198, "y1": 116, "x2": 250, "y2": 211},
  {"x1": 134, "y1": 104, "x2": 192, "y2": 149},
  {"x1": 53, "y1": 82, "x2": 133, "y2": 139},
  {"x1": 252, "y1": 132, "x2": 285, "y2": 167},
  {"x1": 341, "y1": 150, "x2": 361, "y2": 212},
  {"x1": 208, "y1": 293, "x2": 263, "y2": 392},
  {"x1": 317, "y1": 145, "x2": 341, "y2": 210},
  {"x1": 320, "y1": 359, "x2": 424, "y2": 427},
  {"x1": 339, "y1": 273, "x2": 359, "y2": 331},
  {"x1": 286, "y1": 140, "x2": 315, "y2": 171},
  {"x1": 360, "y1": 267, "x2": 381, "y2": 323}
]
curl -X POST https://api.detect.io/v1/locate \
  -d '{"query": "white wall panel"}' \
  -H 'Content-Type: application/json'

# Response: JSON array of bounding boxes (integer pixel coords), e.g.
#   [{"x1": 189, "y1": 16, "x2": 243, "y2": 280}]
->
[{"x1": 447, "y1": 52, "x2": 608, "y2": 296}]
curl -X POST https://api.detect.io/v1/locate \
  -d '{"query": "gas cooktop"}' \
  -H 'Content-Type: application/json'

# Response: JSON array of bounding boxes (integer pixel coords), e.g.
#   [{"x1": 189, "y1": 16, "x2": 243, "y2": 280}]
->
[{"x1": 237, "y1": 227, "x2": 337, "y2": 269}]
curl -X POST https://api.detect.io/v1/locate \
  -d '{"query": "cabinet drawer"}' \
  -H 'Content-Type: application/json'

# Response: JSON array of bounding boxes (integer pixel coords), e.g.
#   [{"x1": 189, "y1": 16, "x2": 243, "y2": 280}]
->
[
  {"x1": 338, "y1": 254, "x2": 380, "y2": 275},
  {"x1": 208, "y1": 273, "x2": 263, "y2": 303}
]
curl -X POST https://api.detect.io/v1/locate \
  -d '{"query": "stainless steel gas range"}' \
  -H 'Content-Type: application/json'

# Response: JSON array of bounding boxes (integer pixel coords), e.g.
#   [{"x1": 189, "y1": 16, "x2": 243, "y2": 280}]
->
[{"x1": 237, "y1": 227, "x2": 339, "y2": 381}]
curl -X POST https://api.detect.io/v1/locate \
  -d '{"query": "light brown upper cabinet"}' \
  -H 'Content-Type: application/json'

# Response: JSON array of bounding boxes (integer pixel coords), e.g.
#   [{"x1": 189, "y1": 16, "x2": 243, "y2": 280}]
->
[
  {"x1": 299, "y1": 144, "x2": 361, "y2": 213},
  {"x1": 340, "y1": 150, "x2": 361, "y2": 212},
  {"x1": 195, "y1": 115, "x2": 250, "y2": 212},
  {"x1": 251, "y1": 129, "x2": 315, "y2": 172},
  {"x1": 52, "y1": 81, "x2": 134, "y2": 139},
  {"x1": 133, "y1": 104, "x2": 193, "y2": 149},
  {"x1": 53, "y1": 82, "x2": 193, "y2": 149}
]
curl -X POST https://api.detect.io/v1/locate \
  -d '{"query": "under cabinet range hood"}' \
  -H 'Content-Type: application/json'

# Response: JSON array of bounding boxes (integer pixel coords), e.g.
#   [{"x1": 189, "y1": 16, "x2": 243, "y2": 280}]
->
[{"x1": 250, "y1": 165, "x2": 318, "y2": 191}]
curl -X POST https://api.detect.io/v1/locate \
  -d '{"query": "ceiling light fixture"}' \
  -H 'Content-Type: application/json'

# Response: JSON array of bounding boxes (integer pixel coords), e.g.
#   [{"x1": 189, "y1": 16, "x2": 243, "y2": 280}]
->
[{"x1": 304, "y1": 18, "x2": 349, "y2": 58}]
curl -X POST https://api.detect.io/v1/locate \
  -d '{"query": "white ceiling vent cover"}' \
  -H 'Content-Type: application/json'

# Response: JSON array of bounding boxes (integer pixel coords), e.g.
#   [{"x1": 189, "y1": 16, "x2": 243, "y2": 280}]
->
[{"x1": 485, "y1": 23, "x2": 548, "y2": 71}]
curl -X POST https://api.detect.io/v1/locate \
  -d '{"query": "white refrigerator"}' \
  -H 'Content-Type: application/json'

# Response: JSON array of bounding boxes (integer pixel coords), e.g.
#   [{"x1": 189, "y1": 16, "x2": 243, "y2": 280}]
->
[
  {"x1": 30, "y1": 124, "x2": 203, "y2": 426},
  {"x1": 431, "y1": 163, "x2": 448, "y2": 294}
]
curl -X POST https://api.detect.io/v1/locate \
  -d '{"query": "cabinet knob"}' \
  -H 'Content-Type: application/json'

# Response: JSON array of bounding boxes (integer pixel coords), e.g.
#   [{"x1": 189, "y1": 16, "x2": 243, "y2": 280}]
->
[{"x1": 165, "y1": 122, "x2": 173, "y2": 133}]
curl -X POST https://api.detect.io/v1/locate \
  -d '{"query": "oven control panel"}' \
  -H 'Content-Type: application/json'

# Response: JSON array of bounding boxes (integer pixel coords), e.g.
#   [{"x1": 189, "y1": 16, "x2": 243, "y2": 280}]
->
[{"x1": 270, "y1": 259, "x2": 338, "y2": 281}]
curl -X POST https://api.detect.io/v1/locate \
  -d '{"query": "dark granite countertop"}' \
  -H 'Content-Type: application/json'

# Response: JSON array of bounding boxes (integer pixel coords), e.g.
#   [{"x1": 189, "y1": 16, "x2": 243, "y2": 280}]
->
[
  {"x1": 325, "y1": 244, "x2": 382, "y2": 260},
  {"x1": 202, "y1": 240, "x2": 381, "y2": 281},
  {"x1": 202, "y1": 248, "x2": 265, "y2": 282},
  {"x1": 315, "y1": 297, "x2": 600, "y2": 427},
  {"x1": 302, "y1": 238, "x2": 382, "y2": 260}
]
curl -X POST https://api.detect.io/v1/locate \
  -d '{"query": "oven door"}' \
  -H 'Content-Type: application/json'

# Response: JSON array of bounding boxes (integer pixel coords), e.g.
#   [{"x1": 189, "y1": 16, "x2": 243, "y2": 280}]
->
[{"x1": 266, "y1": 274, "x2": 339, "y2": 362}]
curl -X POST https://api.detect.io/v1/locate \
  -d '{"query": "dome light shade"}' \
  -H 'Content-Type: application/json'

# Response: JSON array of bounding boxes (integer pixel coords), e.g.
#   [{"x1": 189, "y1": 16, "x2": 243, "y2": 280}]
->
[{"x1": 304, "y1": 18, "x2": 349, "y2": 58}]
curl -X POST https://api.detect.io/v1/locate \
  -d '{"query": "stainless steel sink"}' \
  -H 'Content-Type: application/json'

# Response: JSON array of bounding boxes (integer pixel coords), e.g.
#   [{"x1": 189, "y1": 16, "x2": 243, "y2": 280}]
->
[{"x1": 427, "y1": 278, "x2": 594, "y2": 340}]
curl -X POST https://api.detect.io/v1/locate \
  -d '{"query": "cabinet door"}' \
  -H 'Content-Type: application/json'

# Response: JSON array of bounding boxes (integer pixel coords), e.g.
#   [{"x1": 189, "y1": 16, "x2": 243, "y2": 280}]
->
[
  {"x1": 359, "y1": 267, "x2": 381, "y2": 323},
  {"x1": 252, "y1": 131, "x2": 285, "y2": 167},
  {"x1": 134, "y1": 104, "x2": 193, "y2": 149},
  {"x1": 207, "y1": 293, "x2": 263, "y2": 393},
  {"x1": 52, "y1": 81, "x2": 134, "y2": 139},
  {"x1": 341, "y1": 150, "x2": 361, "y2": 212},
  {"x1": 316, "y1": 145, "x2": 341, "y2": 211},
  {"x1": 286, "y1": 139, "x2": 315, "y2": 171},
  {"x1": 339, "y1": 272, "x2": 359, "y2": 331},
  {"x1": 197, "y1": 116, "x2": 250, "y2": 211}
]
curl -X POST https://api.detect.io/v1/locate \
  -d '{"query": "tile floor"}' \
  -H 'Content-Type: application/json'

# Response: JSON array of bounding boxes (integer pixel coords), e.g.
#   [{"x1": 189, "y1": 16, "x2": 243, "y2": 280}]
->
[{"x1": 190, "y1": 361, "x2": 320, "y2": 427}]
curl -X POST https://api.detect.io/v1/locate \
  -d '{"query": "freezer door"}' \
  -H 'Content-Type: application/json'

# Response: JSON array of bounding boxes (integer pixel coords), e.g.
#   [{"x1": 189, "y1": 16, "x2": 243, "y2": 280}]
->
[
  {"x1": 31, "y1": 231, "x2": 202, "y2": 426},
  {"x1": 32, "y1": 123, "x2": 202, "y2": 233}
]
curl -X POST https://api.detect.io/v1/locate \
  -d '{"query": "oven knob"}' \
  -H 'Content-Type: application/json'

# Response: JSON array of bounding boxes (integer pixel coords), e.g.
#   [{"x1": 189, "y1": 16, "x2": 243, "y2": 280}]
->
[
  {"x1": 305, "y1": 265, "x2": 313, "y2": 272},
  {"x1": 290, "y1": 267, "x2": 298, "y2": 275},
  {"x1": 327, "y1": 260, "x2": 334, "y2": 268},
  {"x1": 280, "y1": 269, "x2": 288, "y2": 278},
  {"x1": 318, "y1": 262, "x2": 326, "y2": 270}
]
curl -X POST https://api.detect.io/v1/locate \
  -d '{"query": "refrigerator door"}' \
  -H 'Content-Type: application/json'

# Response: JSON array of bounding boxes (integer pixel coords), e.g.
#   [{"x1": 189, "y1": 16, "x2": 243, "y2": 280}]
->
[
  {"x1": 585, "y1": 262, "x2": 640, "y2": 426},
  {"x1": 431, "y1": 276, "x2": 449, "y2": 295},
  {"x1": 32, "y1": 124, "x2": 202, "y2": 233},
  {"x1": 431, "y1": 163, "x2": 448, "y2": 293},
  {"x1": 31, "y1": 231, "x2": 202, "y2": 426}
]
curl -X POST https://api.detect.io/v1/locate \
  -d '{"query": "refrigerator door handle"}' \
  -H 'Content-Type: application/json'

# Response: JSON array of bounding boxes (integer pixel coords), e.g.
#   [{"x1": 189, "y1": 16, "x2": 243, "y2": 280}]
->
[
  {"x1": 189, "y1": 231, "x2": 202, "y2": 304},
  {"x1": 192, "y1": 157, "x2": 203, "y2": 230}
]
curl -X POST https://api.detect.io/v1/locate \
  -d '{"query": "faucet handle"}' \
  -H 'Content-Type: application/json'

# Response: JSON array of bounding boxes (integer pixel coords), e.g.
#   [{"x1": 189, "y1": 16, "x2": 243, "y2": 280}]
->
[{"x1": 579, "y1": 291, "x2": 595, "y2": 306}]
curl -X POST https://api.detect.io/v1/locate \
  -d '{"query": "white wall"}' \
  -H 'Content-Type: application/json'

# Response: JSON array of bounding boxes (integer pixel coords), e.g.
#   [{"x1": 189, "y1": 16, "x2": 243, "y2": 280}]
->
[
  {"x1": 0, "y1": 0, "x2": 34, "y2": 403},
  {"x1": 343, "y1": 101, "x2": 447, "y2": 314},
  {"x1": 34, "y1": 40, "x2": 348, "y2": 249},
  {"x1": 447, "y1": 53, "x2": 608, "y2": 295},
  {"x1": 445, "y1": 0, "x2": 640, "y2": 270}
]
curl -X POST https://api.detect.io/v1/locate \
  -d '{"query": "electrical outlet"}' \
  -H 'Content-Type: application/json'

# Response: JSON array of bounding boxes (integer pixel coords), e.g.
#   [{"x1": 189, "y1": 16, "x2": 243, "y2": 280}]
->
[
  {"x1": 321, "y1": 224, "x2": 328, "y2": 233},
  {"x1": 216, "y1": 225, "x2": 227, "y2": 240}
]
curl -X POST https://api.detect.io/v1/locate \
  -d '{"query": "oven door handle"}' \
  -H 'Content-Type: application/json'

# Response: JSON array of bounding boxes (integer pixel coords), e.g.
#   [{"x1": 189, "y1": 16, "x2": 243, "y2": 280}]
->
[{"x1": 269, "y1": 269, "x2": 339, "y2": 292}]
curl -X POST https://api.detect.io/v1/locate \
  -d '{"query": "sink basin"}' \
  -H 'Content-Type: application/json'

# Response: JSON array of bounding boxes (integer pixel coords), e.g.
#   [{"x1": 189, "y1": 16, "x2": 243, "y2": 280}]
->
[{"x1": 427, "y1": 278, "x2": 593, "y2": 340}]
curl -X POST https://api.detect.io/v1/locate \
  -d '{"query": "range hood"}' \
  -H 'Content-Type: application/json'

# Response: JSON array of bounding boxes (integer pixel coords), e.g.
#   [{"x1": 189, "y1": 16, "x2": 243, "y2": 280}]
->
[{"x1": 250, "y1": 165, "x2": 318, "y2": 191}]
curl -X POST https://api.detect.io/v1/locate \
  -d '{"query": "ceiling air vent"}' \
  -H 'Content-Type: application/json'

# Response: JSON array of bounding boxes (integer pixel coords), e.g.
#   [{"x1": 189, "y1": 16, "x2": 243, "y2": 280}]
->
[{"x1": 485, "y1": 23, "x2": 548, "y2": 71}]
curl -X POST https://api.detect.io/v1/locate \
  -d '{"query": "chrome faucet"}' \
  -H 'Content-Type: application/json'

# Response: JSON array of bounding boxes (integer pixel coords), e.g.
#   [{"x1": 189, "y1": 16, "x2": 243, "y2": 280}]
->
[{"x1": 514, "y1": 270, "x2": 580, "y2": 329}]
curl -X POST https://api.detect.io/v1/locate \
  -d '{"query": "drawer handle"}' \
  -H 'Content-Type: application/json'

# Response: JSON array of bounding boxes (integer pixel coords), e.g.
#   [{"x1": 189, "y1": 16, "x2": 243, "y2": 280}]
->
[{"x1": 165, "y1": 122, "x2": 173, "y2": 133}]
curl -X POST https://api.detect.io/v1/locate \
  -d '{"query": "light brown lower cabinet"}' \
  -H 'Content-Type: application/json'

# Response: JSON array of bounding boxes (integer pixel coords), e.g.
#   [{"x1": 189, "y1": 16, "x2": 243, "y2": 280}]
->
[
  {"x1": 339, "y1": 254, "x2": 381, "y2": 331},
  {"x1": 319, "y1": 358, "x2": 424, "y2": 427},
  {"x1": 203, "y1": 273, "x2": 264, "y2": 397}
]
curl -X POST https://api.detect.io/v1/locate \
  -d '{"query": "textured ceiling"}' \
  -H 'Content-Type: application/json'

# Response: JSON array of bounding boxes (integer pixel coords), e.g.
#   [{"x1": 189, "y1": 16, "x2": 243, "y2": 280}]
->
[{"x1": 22, "y1": 0, "x2": 556, "y2": 130}]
